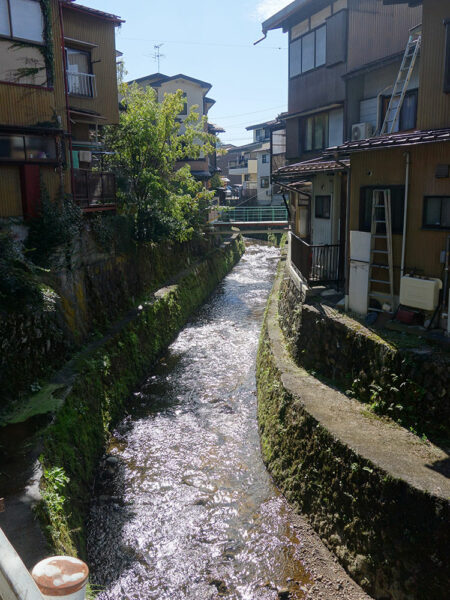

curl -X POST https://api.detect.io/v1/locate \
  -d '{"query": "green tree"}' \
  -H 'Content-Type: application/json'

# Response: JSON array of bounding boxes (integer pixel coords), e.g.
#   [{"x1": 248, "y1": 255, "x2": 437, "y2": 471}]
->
[
  {"x1": 106, "y1": 83, "x2": 216, "y2": 242},
  {"x1": 209, "y1": 172, "x2": 223, "y2": 191}
]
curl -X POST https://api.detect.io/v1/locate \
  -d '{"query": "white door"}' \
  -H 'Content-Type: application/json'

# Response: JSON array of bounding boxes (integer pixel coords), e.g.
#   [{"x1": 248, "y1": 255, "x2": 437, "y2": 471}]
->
[{"x1": 312, "y1": 194, "x2": 332, "y2": 244}]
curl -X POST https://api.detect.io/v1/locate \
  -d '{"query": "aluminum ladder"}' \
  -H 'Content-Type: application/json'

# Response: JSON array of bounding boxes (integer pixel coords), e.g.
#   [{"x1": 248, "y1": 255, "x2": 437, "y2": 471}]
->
[
  {"x1": 380, "y1": 26, "x2": 422, "y2": 135},
  {"x1": 367, "y1": 190, "x2": 395, "y2": 313}
]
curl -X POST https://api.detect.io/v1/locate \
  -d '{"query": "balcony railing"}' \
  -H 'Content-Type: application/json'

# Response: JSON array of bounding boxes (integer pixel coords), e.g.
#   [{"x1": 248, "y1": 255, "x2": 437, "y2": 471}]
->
[
  {"x1": 290, "y1": 232, "x2": 342, "y2": 284},
  {"x1": 73, "y1": 170, "x2": 116, "y2": 210},
  {"x1": 67, "y1": 72, "x2": 97, "y2": 97},
  {"x1": 229, "y1": 160, "x2": 248, "y2": 169}
]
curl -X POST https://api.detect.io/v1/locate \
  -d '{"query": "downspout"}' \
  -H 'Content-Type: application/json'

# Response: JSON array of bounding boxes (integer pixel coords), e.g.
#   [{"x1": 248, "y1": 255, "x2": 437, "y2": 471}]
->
[
  {"x1": 336, "y1": 159, "x2": 351, "y2": 309},
  {"x1": 401, "y1": 151, "x2": 410, "y2": 278},
  {"x1": 58, "y1": 1, "x2": 75, "y2": 199}
]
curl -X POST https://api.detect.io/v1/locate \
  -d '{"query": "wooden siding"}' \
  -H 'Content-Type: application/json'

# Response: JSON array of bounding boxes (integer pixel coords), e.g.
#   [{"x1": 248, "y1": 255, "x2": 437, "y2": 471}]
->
[
  {"x1": 288, "y1": 62, "x2": 346, "y2": 115},
  {"x1": 417, "y1": 0, "x2": 450, "y2": 129},
  {"x1": 0, "y1": 0, "x2": 66, "y2": 129},
  {"x1": 349, "y1": 143, "x2": 450, "y2": 288},
  {"x1": 347, "y1": 0, "x2": 422, "y2": 73},
  {"x1": 62, "y1": 7, "x2": 119, "y2": 125},
  {"x1": 0, "y1": 166, "x2": 22, "y2": 217}
]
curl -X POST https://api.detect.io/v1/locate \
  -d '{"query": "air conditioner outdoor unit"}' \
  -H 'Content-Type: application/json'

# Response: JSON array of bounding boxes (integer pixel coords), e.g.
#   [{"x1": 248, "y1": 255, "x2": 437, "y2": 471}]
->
[{"x1": 352, "y1": 122, "x2": 374, "y2": 141}]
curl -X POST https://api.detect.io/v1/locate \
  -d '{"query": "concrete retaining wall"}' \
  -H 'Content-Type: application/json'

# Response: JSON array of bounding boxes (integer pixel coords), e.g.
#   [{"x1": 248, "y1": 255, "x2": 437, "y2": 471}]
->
[{"x1": 256, "y1": 259, "x2": 450, "y2": 600}]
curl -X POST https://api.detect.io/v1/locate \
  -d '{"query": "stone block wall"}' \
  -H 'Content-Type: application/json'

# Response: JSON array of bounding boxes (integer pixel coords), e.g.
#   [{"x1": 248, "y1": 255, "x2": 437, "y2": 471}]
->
[{"x1": 279, "y1": 278, "x2": 450, "y2": 443}]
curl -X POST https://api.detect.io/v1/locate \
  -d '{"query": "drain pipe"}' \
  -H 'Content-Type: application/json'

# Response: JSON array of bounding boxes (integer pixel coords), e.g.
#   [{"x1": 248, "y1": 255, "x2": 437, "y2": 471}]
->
[
  {"x1": 58, "y1": 1, "x2": 75, "y2": 199},
  {"x1": 335, "y1": 158, "x2": 351, "y2": 310},
  {"x1": 401, "y1": 151, "x2": 411, "y2": 278}
]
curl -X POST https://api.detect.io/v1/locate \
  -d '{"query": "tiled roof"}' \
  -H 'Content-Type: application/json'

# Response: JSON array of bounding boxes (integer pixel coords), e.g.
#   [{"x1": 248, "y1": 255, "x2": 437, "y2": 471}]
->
[
  {"x1": 329, "y1": 129, "x2": 450, "y2": 154},
  {"x1": 274, "y1": 158, "x2": 350, "y2": 178},
  {"x1": 62, "y1": 1, "x2": 124, "y2": 24},
  {"x1": 130, "y1": 73, "x2": 212, "y2": 90}
]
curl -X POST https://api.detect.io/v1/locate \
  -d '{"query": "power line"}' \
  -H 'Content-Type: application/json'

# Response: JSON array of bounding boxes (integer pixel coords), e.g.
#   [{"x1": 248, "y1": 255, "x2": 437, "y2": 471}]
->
[
  {"x1": 211, "y1": 105, "x2": 286, "y2": 120},
  {"x1": 120, "y1": 36, "x2": 287, "y2": 51}
]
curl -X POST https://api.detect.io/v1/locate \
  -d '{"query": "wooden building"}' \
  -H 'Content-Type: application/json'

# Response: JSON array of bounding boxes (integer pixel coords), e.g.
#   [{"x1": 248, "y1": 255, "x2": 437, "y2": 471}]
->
[
  {"x1": 263, "y1": 0, "x2": 422, "y2": 288},
  {"x1": 331, "y1": 0, "x2": 450, "y2": 317},
  {"x1": 0, "y1": 0, "x2": 123, "y2": 220}
]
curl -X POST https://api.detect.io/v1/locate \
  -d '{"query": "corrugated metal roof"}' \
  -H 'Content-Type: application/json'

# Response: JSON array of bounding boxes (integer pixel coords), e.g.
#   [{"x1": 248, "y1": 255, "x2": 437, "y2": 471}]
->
[
  {"x1": 329, "y1": 129, "x2": 450, "y2": 153},
  {"x1": 62, "y1": 1, "x2": 124, "y2": 23}
]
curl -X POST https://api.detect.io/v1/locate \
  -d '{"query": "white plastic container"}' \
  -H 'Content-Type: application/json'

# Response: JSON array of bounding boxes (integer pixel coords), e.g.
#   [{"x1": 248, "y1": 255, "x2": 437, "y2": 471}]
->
[{"x1": 399, "y1": 276, "x2": 442, "y2": 311}]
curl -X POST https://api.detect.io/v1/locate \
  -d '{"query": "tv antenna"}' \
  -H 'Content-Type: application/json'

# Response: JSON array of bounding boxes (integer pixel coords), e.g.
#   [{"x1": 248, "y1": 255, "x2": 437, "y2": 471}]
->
[{"x1": 153, "y1": 43, "x2": 165, "y2": 71}]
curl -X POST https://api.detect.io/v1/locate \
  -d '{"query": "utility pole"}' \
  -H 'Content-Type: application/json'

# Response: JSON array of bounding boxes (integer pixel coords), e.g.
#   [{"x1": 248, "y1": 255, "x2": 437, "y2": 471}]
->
[{"x1": 153, "y1": 44, "x2": 165, "y2": 72}]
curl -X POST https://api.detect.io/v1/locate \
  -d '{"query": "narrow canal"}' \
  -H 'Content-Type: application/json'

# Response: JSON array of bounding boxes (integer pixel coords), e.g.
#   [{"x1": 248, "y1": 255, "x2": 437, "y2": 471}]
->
[{"x1": 87, "y1": 243, "x2": 312, "y2": 599}]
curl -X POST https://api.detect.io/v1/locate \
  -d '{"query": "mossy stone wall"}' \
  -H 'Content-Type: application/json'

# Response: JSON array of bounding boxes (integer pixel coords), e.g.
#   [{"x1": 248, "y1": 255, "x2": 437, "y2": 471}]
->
[
  {"x1": 279, "y1": 278, "x2": 450, "y2": 443},
  {"x1": 0, "y1": 235, "x2": 219, "y2": 412},
  {"x1": 38, "y1": 236, "x2": 245, "y2": 558},
  {"x1": 256, "y1": 265, "x2": 450, "y2": 600}
]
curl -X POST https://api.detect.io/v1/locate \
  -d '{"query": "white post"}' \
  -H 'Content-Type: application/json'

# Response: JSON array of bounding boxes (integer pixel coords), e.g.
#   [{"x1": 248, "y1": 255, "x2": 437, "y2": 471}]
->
[{"x1": 31, "y1": 557, "x2": 89, "y2": 600}]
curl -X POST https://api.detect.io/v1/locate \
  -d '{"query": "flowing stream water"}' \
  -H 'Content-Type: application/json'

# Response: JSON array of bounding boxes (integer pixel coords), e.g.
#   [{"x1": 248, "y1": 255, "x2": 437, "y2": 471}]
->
[{"x1": 88, "y1": 243, "x2": 314, "y2": 600}]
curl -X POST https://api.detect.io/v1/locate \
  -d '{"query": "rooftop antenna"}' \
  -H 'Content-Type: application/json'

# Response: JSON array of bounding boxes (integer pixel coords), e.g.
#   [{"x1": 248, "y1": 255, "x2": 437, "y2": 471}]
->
[{"x1": 153, "y1": 43, "x2": 165, "y2": 72}]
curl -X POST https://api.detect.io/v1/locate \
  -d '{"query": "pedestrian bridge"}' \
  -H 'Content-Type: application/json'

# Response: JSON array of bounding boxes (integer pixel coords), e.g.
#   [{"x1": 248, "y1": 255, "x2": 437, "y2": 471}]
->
[{"x1": 211, "y1": 206, "x2": 289, "y2": 234}]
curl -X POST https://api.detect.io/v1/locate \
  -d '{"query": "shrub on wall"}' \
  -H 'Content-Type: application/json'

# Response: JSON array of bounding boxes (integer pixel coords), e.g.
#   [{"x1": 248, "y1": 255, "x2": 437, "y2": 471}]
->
[
  {"x1": 26, "y1": 187, "x2": 82, "y2": 267},
  {"x1": 0, "y1": 229, "x2": 43, "y2": 311}
]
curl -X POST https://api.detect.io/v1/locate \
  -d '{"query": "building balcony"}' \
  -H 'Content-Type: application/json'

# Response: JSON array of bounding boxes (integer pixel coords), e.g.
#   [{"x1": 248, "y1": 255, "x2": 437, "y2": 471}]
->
[
  {"x1": 290, "y1": 231, "x2": 343, "y2": 284},
  {"x1": 67, "y1": 72, "x2": 97, "y2": 98},
  {"x1": 73, "y1": 169, "x2": 116, "y2": 211}
]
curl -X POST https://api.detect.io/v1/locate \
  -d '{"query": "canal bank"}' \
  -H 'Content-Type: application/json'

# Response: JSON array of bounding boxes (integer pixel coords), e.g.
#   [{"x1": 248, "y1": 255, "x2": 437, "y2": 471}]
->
[
  {"x1": 256, "y1": 257, "x2": 450, "y2": 600},
  {"x1": 0, "y1": 234, "x2": 245, "y2": 567},
  {"x1": 85, "y1": 242, "x2": 371, "y2": 600}
]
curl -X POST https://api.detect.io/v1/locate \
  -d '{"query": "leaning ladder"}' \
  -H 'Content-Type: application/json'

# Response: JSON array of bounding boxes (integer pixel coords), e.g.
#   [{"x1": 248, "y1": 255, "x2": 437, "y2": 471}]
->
[
  {"x1": 368, "y1": 190, "x2": 395, "y2": 313},
  {"x1": 380, "y1": 26, "x2": 422, "y2": 135}
]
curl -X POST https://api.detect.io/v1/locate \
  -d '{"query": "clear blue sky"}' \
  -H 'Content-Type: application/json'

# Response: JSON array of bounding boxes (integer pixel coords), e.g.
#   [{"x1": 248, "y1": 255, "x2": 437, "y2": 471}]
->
[{"x1": 77, "y1": 0, "x2": 291, "y2": 145}]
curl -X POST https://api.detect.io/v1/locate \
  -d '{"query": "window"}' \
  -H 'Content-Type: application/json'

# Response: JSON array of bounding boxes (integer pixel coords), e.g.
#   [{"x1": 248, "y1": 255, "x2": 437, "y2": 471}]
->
[
  {"x1": 305, "y1": 113, "x2": 329, "y2": 151},
  {"x1": 262, "y1": 154, "x2": 269, "y2": 164},
  {"x1": 0, "y1": 133, "x2": 57, "y2": 161},
  {"x1": 260, "y1": 176, "x2": 270, "y2": 188},
  {"x1": 445, "y1": 21, "x2": 450, "y2": 93},
  {"x1": 0, "y1": 0, "x2": 44, "y2": 43},
  {"x1": 382, "y1": 89, "x2": 418, "y2": 132},
  {"x1": 423, "y1": 197, "x2": 450, "y2": 229},
  {"x1": 66, "y1": 48, "x2": 94, "y2": 96},
  {"x1": 315, "y1": 195, "x2": 331, "y2": 219},
  {"x1": 289, "y1": 24, "x2": 327, "y2": 78},
  {"x1": 399, "y1": 90, "x2": 418, "y2": 131},
  {"x1": 256, "y1": 128, "x2": 269, "y2": 142},
  {"x1": 359, "y1": 187, "x2": 405, "y2": 234}
]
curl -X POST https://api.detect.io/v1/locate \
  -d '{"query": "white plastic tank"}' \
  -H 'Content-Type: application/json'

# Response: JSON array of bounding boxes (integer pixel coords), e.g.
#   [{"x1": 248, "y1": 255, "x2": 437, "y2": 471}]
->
[{"x1": 399, "y1": 276, "x2": 442, "y2": 311}]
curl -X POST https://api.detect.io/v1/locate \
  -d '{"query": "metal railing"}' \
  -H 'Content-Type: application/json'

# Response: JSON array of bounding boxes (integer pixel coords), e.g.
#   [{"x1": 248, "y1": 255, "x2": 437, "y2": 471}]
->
[
  {"x1": 229, "y1": 160, "x2": 248, "y2": 169},
  {"x1": 290, "y1": 232, "x2": 342, "y2": 283},
  {"x1": 217, "y1": 206, "x2": 288, "y2": 223},
  {"x1": 73, "y1": 170, "x2": 116, "y2": 209},
  {"x1": 67, "y1": 72, "x2": 97, "y2": 97}
]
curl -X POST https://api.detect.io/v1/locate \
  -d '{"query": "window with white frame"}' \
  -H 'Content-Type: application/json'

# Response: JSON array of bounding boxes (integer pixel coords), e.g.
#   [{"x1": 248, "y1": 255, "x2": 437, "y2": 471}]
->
[{"x1": 0, "y1": 0, "x2": 44, "y2": 43}]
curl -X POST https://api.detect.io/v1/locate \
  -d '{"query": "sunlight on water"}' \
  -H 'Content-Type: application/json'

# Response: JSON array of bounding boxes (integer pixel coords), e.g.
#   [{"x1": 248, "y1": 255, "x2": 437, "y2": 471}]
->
[{"x1": 87, "y1": 243, "x2": 313, "y2": 599}]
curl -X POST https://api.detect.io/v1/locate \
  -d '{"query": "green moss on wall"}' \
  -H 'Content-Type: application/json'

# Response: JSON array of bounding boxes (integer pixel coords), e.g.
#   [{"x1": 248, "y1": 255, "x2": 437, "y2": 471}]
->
[
  {"x1": 37, "y1": 236, "x2": 245, "y2": 558},
  {"x1": 256, "y1": 265, "x2": 450, "y2": 600}
]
